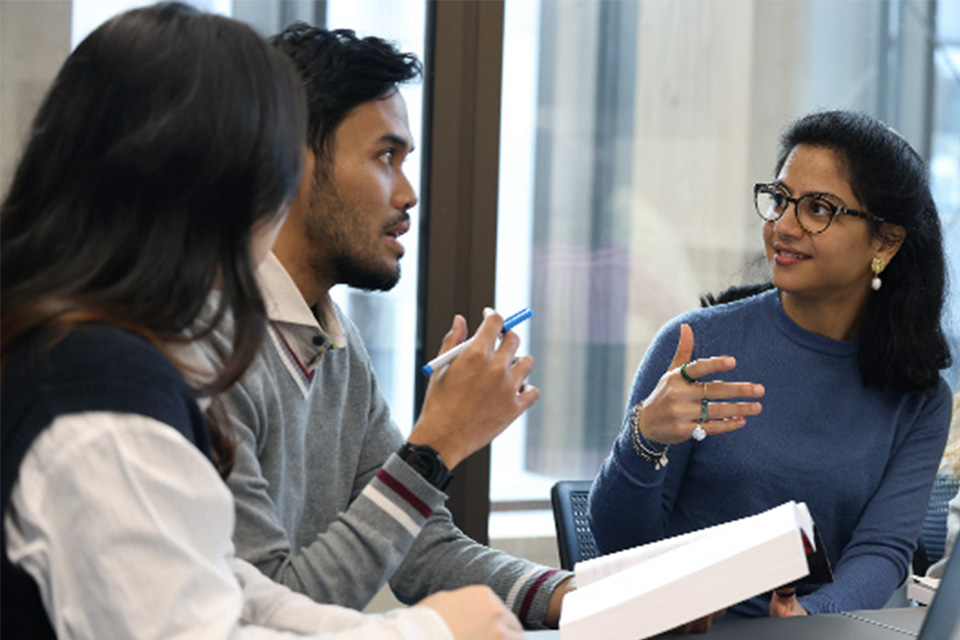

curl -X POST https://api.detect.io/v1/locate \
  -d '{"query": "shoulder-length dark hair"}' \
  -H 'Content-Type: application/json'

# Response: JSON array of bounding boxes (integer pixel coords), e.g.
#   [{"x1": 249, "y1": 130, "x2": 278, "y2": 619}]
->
[
  {"x1": 0, "y1": 2, "x2": 307, "y2": 473},
  {"x1": 754, "y1": 111, "x2": 948, "y2": 394}
]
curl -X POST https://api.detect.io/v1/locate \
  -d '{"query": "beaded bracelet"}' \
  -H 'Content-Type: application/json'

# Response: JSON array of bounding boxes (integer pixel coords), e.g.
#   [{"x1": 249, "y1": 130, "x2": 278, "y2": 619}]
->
[{"x1": 629, "y1": 401, "x2": 669, "y2": 470}]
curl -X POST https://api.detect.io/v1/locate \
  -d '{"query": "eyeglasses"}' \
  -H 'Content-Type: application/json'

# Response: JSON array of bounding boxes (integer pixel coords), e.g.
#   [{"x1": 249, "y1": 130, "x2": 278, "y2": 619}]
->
[{"x1": 753, "y1": 183, "x2": 883, "y2": 234}]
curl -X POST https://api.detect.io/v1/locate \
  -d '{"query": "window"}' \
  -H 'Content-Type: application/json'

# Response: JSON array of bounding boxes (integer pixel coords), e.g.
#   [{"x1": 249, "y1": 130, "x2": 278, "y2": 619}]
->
[
  {"x1": 492, "y1": 0, "x2": 960, "y2": 514},
  {"x1": 324, "y1": 0, "x2": 427, "y2": 435},
  {"x1": 933, "y1": 0, "x2": 960, "y2": 388}
]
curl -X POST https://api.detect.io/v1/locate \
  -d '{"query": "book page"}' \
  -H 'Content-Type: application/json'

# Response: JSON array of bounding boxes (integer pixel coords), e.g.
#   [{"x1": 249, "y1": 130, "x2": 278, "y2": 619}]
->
[
  {"x1": 791, "y1": 501, "x2": 816, "y2": 549},
  {"x1": 575, "y1": 524, "x2": 718, "y2": 587},
  {"x1": 561, "y1": 503, "x2": 811, "y2": 640},
  {"x1": 575, "y1": 501, "x2": 805, "y2": 588}
]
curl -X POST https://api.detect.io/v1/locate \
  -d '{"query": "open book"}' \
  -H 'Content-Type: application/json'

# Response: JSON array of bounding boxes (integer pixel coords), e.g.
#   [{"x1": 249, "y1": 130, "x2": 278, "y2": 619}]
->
[{"x1": 559, "y1": 501, "x2": 832, "y2": 640}]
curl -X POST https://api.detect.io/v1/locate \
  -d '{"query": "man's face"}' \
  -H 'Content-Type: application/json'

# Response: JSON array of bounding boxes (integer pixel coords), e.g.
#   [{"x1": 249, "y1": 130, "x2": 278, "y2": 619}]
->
[{"x1": 305, "y1": 91, "x2": 417, "y2": 291}]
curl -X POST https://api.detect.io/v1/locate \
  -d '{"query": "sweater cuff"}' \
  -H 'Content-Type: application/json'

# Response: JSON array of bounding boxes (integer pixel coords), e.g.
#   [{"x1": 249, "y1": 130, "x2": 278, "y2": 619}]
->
[
  {"x1": 796, "y1": 591, "x2": 837, "y2": 616},
  {"x1": 384, "y1": 453, "x2": 450, "y2": 506},
  {"x1": 364, "y1": 455, "x2": 449, "y2": 534},
  {"x1": 498, "y1": 567, "x2": 572, "y2": 629},
  {"x1": 612, "y1": 424, "x2": 668, "y2": 488}
]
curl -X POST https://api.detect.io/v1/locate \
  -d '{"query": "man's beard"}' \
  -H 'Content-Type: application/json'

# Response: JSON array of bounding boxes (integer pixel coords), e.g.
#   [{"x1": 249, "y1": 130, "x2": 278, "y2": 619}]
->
[
  {"x1": 332, "y1": 250, "x2": 402, "y2": 292},
  {"x1": 305, "y1": 171, "x2": 405, "y2": 292}
]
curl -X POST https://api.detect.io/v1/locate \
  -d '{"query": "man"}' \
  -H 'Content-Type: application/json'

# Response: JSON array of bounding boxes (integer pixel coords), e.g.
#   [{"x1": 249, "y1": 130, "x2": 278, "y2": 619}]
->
[{"x1": 214, "y1": 24, "x2": 573, "y2": 629}]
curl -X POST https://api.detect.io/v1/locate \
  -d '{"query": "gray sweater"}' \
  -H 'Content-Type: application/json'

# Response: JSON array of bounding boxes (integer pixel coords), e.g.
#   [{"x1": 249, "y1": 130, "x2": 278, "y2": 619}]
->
[{"x1": 214, "y1": 254, "x2": 568, "y2": 628}]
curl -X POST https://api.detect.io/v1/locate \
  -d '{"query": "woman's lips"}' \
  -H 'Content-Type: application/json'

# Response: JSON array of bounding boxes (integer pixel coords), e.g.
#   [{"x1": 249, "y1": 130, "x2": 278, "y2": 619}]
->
[{"x1": 773, "y1": 243, "x2": 811, "y2": 266}]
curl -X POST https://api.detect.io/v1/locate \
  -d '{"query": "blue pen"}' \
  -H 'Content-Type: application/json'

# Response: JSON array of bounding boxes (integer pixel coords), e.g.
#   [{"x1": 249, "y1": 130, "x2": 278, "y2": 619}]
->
[{"x1": 421, "y1": 308, "x2": 534, "y2": 376}]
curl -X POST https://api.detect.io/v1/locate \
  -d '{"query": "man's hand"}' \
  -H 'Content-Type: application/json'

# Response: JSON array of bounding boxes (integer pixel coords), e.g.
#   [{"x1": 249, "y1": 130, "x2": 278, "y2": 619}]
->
[
  {"x1": 410, "y1": 309, "x2": 539, "y2": 470},
  {"x1": 543, "y1": 576, "x2": 575, "y2": 627},
  {"x1": 419, "y1": 585, "x2": 524, "y2": 640}
]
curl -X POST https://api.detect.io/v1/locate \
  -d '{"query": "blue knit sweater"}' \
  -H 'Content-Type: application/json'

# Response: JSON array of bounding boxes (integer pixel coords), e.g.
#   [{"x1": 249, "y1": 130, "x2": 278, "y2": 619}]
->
[{"x1": 589, "y1": 289, "x2": 952, "y2": 617}]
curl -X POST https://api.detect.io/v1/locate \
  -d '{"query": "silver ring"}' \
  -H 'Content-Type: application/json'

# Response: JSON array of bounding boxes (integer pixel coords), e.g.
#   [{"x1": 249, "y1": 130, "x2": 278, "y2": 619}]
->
[{"x1": 692, "y1": 424, "x2": 707, "y2": 441}]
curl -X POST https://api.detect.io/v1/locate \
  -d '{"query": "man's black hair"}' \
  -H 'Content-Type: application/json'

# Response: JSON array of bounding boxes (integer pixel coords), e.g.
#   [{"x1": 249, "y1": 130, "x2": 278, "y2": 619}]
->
[{"x1": 271, "y1": 24, "x2": 422, "y2": 159}]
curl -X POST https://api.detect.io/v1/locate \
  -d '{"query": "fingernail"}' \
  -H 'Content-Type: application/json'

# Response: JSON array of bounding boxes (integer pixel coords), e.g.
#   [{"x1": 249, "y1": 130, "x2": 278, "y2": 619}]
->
[
  {"x1": 724, "y1": 357, "x2": 735, "y2": 367},
  {"x1": 482, "y1": 307, "x2": 494, "y2": 318},
  {"x1": 754, "y1": 384, "x2": 765, "y2": 396}
]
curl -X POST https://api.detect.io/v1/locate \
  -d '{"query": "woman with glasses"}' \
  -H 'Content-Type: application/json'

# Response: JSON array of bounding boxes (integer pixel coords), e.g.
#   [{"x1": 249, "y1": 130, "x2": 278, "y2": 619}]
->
[
  {"x1": 589, "y1": 110, "x2": 952, "y2": 618},
  {"x1": 1, "y1": 4, "x2": 522, "y2": 638}
]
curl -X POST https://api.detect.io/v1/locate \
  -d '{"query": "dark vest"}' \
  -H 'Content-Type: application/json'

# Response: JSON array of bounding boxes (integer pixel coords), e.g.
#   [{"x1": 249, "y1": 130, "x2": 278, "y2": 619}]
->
[{"x1": 1, "y1": 326, "x2": 211, "y2": 638}]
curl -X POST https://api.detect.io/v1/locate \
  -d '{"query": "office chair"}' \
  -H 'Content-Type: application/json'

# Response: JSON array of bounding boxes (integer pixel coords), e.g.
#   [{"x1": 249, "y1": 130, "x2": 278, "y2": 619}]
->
[
  {"x1": 550, "y1": 480, "x2": 599, "y2": 571},
  {"x1": 913, "y1": 473, "x2": 960, "y2": 575}
]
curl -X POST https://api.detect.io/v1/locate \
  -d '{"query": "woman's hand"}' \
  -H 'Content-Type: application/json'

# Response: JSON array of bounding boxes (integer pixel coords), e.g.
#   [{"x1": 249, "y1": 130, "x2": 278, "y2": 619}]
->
[
  {"x1": 669, "y1": 610, "x2": 726, "y2": 634},
  {"x1": 636, "y1": 324, "x2": 765, "y2": 445},
  {"x1": 770, "y1": 588, "x2": 809, "y2": 617},
  {"x1": 419, "y1": 585, "x2": 525, "y2": 640}
]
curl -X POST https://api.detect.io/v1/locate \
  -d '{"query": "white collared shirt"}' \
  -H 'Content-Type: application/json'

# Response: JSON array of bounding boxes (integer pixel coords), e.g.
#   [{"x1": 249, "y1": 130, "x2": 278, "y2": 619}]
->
[
  {"x1": 5, "y1": 413, "x2": 451, "y2": 639},
  {"x1": 257, "y1": 253, "x2": 345, "y2": 375}
]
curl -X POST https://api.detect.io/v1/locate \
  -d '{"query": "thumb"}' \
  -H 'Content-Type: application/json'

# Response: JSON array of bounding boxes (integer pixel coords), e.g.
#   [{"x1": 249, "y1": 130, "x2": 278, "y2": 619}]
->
[{"x1": 668, "y1": 324, "x2": 695, "y2": 370}]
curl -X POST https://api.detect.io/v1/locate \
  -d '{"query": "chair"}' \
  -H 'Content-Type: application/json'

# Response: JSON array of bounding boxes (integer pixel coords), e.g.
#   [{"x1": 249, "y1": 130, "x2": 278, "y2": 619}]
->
[
  {"x1": 917, "y1": 522, "x2": 960, "y2": 639},
  {"x1": 550, "y1": 480, "x2": 599, "y2": 571},
  {"x1": 912, "y1": 473, "x2": 960, "y2": 575}
]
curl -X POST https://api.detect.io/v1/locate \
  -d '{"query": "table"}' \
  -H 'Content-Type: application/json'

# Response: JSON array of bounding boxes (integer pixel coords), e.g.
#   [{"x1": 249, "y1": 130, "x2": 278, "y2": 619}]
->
[{"x1": 524, "y1": 607, "x2": 927, "y2": 639}]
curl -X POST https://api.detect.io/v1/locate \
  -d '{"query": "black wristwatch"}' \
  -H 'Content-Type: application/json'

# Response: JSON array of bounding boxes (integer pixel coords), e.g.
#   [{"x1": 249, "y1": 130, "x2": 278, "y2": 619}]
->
[{"x1": 397, "y1": 442, "x2": 453, "y2": 491}]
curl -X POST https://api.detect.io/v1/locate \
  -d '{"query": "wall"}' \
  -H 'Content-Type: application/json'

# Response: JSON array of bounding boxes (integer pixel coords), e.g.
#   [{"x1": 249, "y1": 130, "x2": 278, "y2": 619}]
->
[{"x1": 0, "y1": 1, "x2": 71, "y2": 195}]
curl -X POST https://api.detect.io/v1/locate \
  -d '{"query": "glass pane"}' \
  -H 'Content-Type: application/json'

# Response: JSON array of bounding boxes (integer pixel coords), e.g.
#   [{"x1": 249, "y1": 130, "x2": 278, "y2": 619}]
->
[
  {"x1": 933, "y1": 0, "x2": 960, "y2": 388},
  {"x1": 493, "y1": 0, "x2": 960, "y2": 506},
  {"x1": 325, "y1": 0, "x2": 426, "y2": 434},
  {"x1": 938, "y1": 0, "x2": 960, "y2": 40}
]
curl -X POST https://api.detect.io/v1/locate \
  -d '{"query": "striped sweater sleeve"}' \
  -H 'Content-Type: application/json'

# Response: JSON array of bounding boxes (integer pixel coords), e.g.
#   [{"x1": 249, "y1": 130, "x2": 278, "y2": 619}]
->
[{"x1": 387, "y1": 500, "x2": 570, "y2": 629}]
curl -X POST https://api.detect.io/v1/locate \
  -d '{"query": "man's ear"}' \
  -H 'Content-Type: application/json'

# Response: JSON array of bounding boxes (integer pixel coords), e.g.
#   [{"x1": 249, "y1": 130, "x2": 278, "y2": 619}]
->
[{"x1": 875, "y1": 222, "x2": 906, "y2": 263}]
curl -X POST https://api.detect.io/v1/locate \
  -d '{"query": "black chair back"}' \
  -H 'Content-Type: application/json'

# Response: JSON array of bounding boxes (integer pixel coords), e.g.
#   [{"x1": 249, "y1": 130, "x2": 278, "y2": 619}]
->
[
  {"x1": 914, "y1": 474, "x2": 960, "y2": 575},
  {"x1": 550, "y1": 480, "x2": 599, "y2": 571}
]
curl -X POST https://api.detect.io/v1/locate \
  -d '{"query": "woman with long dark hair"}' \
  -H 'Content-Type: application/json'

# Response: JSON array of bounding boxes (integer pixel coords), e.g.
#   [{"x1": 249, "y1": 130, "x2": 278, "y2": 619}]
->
[
  {"x1": 1, "y1": 4, "x2": 521, "y2": 638},
  {"x1": 590, "y1": 110, "x2": 953, "y2": 618}
]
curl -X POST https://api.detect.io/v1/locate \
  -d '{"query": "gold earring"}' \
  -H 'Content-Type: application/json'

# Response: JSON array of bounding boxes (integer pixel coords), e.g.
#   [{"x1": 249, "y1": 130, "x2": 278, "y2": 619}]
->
[{"x1": 871, "y1": 257, "x2": 886, "y2": 291}]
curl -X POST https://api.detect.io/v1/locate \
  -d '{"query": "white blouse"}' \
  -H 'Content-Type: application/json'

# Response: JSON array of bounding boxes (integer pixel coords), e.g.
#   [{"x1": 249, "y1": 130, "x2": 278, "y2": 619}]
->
[{"x1": 4, "y1": 412, "x2": 452, "y2": 639}]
